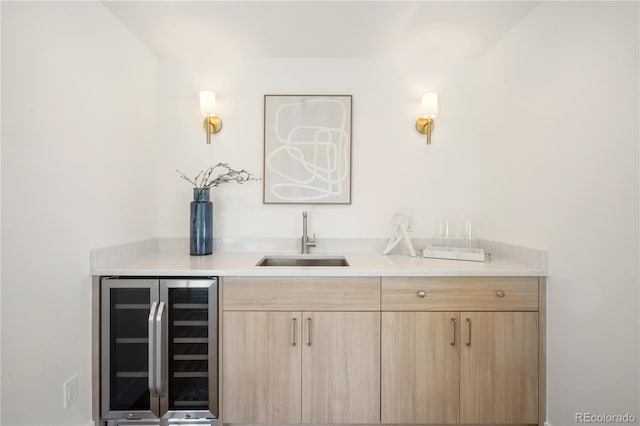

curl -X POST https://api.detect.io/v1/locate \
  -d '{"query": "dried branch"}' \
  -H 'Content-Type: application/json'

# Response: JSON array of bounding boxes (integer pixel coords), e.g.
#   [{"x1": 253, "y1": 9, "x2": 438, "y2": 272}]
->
[
  {"x1": 177, "y1": 162, "x2": 260, "y2": 189},
  {"x1": 176, "y1": 169, "x2": 198, "y2": 187}
]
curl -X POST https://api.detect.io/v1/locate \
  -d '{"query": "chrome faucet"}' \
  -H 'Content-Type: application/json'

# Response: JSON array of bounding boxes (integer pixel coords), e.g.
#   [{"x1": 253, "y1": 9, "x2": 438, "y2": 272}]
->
[{"x1": 301, "y1": 211, "x2": 317, "y2": 254}]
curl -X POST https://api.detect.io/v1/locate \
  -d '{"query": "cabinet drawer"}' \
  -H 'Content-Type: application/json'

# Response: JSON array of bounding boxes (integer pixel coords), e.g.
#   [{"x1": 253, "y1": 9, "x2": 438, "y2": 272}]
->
[
  {"x1": 223, "y1": 277, "x2": 380, "y2": 311},
  {"x1": 382, "y1": 277, "x2": 539, "y2": 311}
]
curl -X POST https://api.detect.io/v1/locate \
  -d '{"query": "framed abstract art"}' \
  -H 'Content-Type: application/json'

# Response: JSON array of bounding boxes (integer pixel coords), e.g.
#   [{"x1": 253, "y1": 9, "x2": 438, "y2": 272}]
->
[{"x1": 263, "y1": 94, "x2": 352, "y2": 204}]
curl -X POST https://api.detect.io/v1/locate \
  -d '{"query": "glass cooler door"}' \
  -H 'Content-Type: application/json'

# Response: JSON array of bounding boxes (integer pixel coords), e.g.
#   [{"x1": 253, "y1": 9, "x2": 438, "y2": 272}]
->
[
  {"x1": 160, "y1": 279, "x2": 218, "y2": 421},
  {"x1": 101, "y1": 279, "x2": 160, "y2": 420}
]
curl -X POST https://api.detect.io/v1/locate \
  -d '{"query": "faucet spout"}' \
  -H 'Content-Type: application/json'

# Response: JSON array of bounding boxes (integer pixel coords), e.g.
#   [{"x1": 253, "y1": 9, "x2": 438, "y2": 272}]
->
[{"x1": 301, "y1": 211, "x2": 317, "y2": 254}]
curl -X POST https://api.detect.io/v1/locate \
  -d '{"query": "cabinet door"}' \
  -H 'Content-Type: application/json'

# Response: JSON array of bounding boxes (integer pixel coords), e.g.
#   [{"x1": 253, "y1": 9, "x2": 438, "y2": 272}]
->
[
  {"x1": 302, "y1": 312, "x2": 380, "y2": 424},
  {"x1": 162, "y1": 280, "x2": 217, "y2": 418},
  {"x1": 223, "y1": 311, "x2": 301, "y2": 423},
  {"x1": 101, "y1": 279, "x2": 160, "y2": 420},
  {"x1": 381, "y1": 312, "x2": 459, "y2": 424},
  {"x1": 460, "y1": 312, "x2": 538, "y2": 424}
]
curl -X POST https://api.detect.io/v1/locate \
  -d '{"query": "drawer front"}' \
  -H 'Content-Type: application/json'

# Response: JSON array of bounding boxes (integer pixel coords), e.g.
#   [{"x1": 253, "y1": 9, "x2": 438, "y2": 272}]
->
[
  {"x1": 382, "y1": 277, "x2": 539, "y2": 311},
  {"x1": 223, "y1": 277, "x2": 380, "y2": 311}
]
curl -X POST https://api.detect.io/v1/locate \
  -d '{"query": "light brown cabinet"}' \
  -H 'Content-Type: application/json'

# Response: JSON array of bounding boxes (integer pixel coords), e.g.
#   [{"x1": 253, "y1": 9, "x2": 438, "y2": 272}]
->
[
  {"x1": 459, "y1": 312, "x2": 538, "y2": 424},
  {"x1": 381, "y1": 312, "x2": 459, "y2": 424},
  {"x1": 222, "y1": 277, "x2": 381, "y2": 424},
  {"x1": 302, "y1": 311, "x2": 380, "y2": 424},
  {"x1": 222, "y1": 311, "x2": 302, "y2": 424},
  {"x1": 381, "y1": 277, "x2": 542, "y2": 425},
  {"x1": 221, "y1": 276, "x2": 544, "y2": 426}
]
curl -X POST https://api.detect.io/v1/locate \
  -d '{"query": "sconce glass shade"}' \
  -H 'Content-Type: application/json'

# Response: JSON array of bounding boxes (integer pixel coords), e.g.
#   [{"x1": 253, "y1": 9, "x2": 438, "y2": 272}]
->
[
  {"x1": 417, "y1": 92, "x2": 437, "y2": 144},
  {"x1": 199, "y1": 90, "x2": 221, "y2": 144},
  {"x1": 199, "y1": 90, "x2": 216, "y2": 116},
  {"x1": 421, "y1": 92, "x2": 438, "y2": 118}
]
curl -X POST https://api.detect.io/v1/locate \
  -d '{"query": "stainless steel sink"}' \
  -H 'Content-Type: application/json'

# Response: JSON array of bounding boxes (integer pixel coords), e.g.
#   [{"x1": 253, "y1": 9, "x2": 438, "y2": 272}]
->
[{"x1": 256, "y1": 255, "x2": 349, "y2": 267}]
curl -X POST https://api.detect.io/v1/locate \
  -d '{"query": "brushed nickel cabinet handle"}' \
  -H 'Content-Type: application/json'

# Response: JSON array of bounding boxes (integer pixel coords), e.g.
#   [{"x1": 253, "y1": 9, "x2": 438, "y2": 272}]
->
[
  {"x1": 466, "y1": 318, "x2": 472, "y2": 347},
  {"x1": 450, "y1": 318, "x2": 456, "y2": 346},
  {"x1": 292, "y1": 318, "x2": 297, "y2": 346},
  {"x1": 417, "y1": 291, "x2": 426, "y2": 298},
  {"x1": 496, "y1": 290, "x2": 505, "y2": 297},
  {"x1": 307, "y1": 318, "x2": 312, "y2": 346}
]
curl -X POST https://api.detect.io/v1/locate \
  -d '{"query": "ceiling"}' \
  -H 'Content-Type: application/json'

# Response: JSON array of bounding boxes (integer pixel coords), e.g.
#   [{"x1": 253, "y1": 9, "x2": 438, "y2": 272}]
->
[{"x1": 102, "y1": 1, "x2": 541, "y2": 60}]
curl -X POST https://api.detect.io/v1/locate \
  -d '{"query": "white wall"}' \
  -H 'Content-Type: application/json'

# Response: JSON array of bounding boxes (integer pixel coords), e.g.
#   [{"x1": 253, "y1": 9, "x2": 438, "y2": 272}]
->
[
  {"x1": 156, "y1": 57, "x2": 483, "y2": 240},
  {"x1": 1, "y1": 2, "x2": 158, "y2": 425},
  {"x1": 469, "y1": 2, "x2": 639, "y2": 424}
]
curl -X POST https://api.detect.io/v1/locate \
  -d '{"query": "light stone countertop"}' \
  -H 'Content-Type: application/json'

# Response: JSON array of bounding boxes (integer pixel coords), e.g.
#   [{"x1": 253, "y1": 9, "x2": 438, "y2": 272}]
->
[{"x1": 90, "y1": 238, "x2": 548, "y2": 277}]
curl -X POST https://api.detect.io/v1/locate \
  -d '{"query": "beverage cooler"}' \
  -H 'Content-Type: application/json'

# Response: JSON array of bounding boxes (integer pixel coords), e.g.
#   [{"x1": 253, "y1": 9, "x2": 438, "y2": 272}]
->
[{"x1": 100, "y1": 278, "x2": 218, "y2": 426}]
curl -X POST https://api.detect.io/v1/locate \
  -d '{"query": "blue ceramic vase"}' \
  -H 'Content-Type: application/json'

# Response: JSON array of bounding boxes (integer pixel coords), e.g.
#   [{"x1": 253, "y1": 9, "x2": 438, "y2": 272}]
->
[{"x1": 190, "y1": 188, "x2": 214, "y2": 255}]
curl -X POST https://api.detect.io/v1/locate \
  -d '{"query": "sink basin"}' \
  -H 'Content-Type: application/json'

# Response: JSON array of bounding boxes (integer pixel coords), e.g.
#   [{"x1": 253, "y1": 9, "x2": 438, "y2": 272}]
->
[{"x1": 256, "y1": 255, "x2": 350, "y2": 267}]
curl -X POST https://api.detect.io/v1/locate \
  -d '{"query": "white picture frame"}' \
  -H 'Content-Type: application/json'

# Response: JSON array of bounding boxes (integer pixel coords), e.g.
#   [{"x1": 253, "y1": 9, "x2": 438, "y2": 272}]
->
[{"x1": 263, "y1": 94, "x2": 352, "y2": 204}]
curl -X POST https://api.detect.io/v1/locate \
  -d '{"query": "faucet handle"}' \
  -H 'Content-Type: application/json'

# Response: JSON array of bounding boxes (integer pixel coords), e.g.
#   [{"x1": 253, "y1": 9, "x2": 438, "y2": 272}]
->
[{"x1": 308, "y1": 233, "x2": 317, "y2": 246}]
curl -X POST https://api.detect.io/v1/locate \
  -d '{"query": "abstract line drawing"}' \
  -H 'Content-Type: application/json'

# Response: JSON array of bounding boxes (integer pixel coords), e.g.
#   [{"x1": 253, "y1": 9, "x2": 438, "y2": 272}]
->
[{"x1": 263, "y1": 95, "x2": 352, "y2": 204}]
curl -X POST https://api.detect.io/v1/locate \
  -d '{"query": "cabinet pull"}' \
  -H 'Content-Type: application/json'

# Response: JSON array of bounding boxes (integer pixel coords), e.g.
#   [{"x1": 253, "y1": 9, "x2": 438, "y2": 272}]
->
[
  {"x1": 496, "y1": 290, "x2": 505, "y2": 297},
  {"x1": 292, "y1": 318, "x2": 297, "y2": 346},
  {"x1": 307, "y1": 318, "x2": 312, "y2": 346},
  {"x1": 417, "y1": 290, "x2": 426, "y2": 298},
  {"x1": 450, "y1": 318, "x2": 456, "y2": 346},
  {"x1": 465, "y1": 318, "x2": 472, "y2": 347}
]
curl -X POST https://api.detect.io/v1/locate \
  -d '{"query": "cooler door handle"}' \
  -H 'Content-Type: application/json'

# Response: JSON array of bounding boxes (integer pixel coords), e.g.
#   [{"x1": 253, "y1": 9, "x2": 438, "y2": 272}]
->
[{"x1": 148, "y1": 301, "x2": 158, "y2": 397}]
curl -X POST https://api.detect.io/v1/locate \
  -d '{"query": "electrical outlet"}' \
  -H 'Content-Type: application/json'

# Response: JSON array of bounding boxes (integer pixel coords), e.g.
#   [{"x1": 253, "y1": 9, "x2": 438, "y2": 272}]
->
[{"x1": 63, "y1": 374, "x2": 78, "y2": 410}]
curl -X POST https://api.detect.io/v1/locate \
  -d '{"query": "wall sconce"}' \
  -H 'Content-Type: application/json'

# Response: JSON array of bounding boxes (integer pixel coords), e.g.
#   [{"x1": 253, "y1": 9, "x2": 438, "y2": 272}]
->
[
  {"x1": 199, "y1": 90, "x2": 222, "y2": 144},
  {"x1": 416, "y1": 92, "x2": 438, "y2": 144}
]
